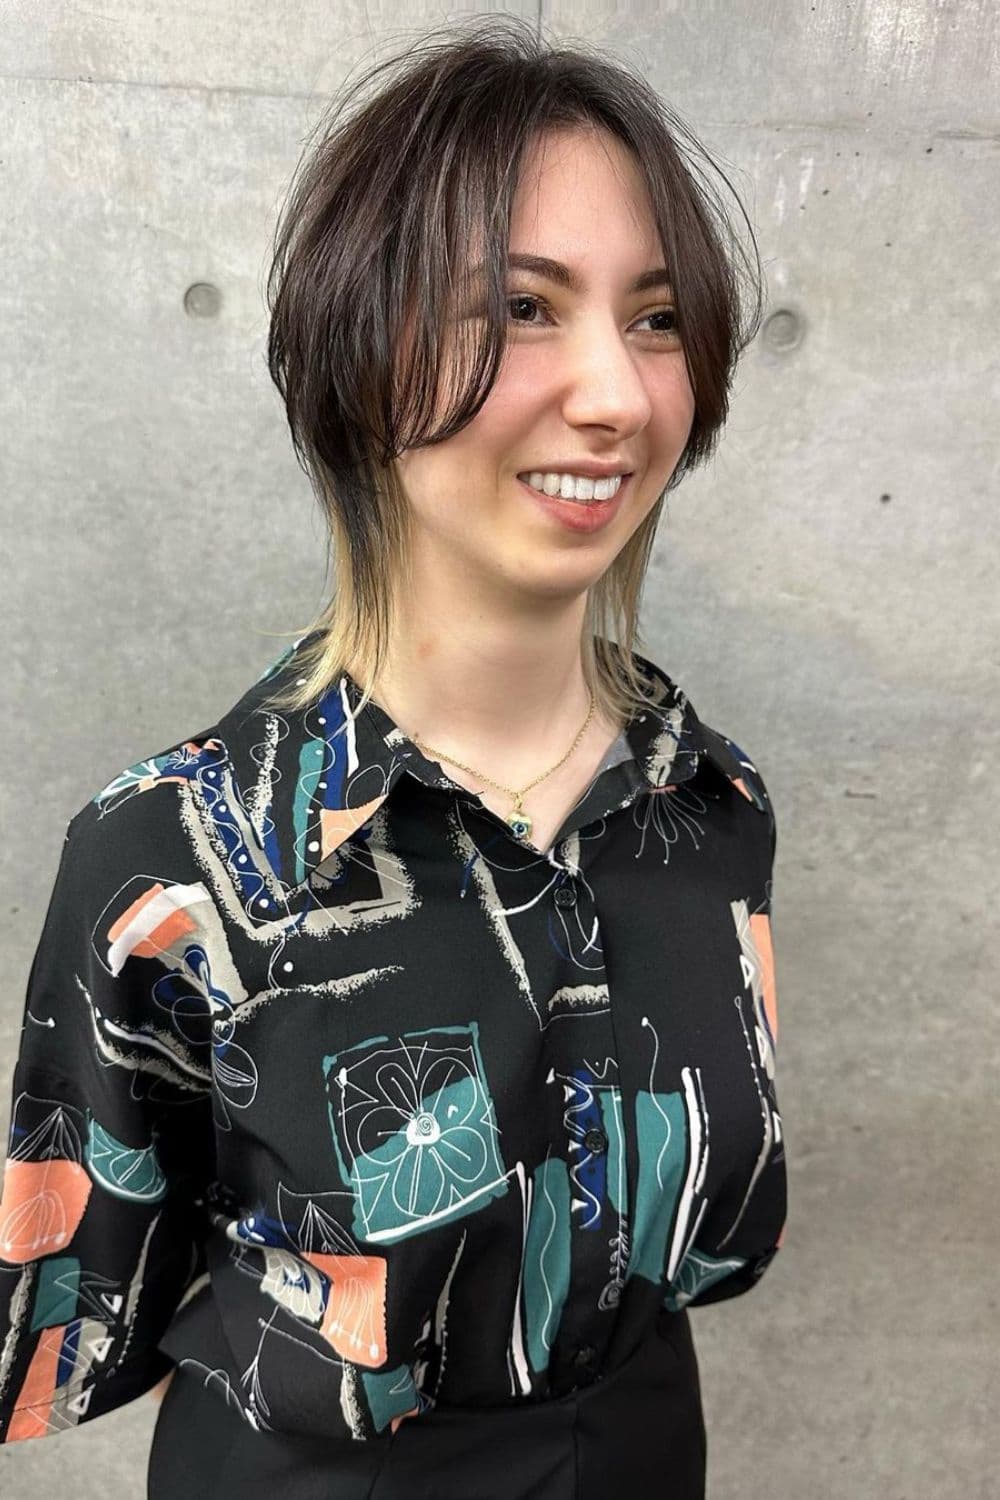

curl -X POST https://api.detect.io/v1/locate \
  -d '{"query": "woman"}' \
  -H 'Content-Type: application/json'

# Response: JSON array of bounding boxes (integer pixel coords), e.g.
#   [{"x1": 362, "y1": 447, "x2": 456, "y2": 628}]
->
[{"x1": 0, "y1": 16, "x2": 785, "y2": 1498}]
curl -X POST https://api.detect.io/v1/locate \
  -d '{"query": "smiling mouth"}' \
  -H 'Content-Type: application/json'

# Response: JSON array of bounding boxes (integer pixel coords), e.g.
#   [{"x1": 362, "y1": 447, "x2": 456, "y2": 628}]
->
[{"x1": 516, "y1": 472, "x2": 631, "y2": 504}]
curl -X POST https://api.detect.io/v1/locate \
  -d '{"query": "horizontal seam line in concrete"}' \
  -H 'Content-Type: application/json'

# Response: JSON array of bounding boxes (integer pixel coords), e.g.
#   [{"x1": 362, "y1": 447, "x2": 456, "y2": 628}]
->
[{"x1": 0, "y1": 72, "x2": 329, "y2": 102}]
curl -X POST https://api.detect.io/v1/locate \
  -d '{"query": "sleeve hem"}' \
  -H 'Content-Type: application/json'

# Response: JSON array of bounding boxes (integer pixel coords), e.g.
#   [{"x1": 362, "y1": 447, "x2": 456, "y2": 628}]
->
[{"x1": 0, "y1": 1346, "x2": 173, "y2": 1441}]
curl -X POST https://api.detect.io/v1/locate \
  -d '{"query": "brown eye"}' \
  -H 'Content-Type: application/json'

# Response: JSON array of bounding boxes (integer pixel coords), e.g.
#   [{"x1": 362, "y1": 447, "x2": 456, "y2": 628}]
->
[
  {"x1": 506, "y1": 294, "x2": 547, "y2": 325},
  {"x1": 636, "y1": 308, "x2": 680, "y2": 339}
]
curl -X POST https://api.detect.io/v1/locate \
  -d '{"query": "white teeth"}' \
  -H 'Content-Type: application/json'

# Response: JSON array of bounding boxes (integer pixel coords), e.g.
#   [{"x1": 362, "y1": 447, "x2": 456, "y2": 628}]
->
[{"x1": 521, "y1": 471, "x2": 625, "y2": 502}]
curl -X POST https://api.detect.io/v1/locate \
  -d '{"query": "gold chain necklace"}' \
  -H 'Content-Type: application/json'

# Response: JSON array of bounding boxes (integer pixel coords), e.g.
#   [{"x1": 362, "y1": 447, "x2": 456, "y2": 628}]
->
[{"x1": 411, "y1": 689, "x2": 596, "y2": 842}]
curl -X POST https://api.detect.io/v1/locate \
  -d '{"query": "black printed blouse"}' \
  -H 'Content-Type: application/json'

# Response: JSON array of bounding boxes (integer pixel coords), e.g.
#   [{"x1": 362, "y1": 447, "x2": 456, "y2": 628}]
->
[{"x1": 0, "y1": 631, "x2": 786, "y2": 1445}]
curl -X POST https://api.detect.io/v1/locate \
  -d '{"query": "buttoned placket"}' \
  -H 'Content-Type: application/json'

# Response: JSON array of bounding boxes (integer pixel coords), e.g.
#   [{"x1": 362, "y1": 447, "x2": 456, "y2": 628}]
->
[{"x1": 392, "y1": 748, "x2": 653, "y2": 1397}]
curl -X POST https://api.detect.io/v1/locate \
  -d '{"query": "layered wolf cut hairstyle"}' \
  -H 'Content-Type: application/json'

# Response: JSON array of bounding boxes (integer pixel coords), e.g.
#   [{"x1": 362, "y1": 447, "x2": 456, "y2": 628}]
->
[{"x1": 259, "y1": 14, "x2": 763, "y2": 727}]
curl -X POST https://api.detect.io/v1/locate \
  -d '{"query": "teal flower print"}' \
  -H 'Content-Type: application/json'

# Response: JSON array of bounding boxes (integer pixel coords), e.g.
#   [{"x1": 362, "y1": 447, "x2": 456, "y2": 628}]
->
[{"x1": 323, "y1": 1023, "x2": 510, "y2": 1245}]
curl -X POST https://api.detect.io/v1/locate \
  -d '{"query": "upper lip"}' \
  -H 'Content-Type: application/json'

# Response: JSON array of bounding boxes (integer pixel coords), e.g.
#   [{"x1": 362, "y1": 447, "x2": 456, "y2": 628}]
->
[{"x1": 516, "y1": 460, "x2": 634, "y2": 478}]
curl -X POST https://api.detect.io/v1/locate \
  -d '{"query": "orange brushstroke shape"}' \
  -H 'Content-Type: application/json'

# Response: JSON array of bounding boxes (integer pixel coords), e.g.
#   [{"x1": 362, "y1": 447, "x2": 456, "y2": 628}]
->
[
  {"x1": 300, "y1": 1251, "x2": 388, "y2": 1368},
  {"x1": 5, "y1": 1326, "x2": 73, "y2": 1441},
  {"x1": 749, "y1": 911, "x2": 777, "y2": 1044},
  {"x1": 108, "y1": 883, "x2": 197, "y2": 961},
  {"x1": 0, "y1": 1159, "x2": 92, "y2": 1265},
  {"x1": 318, "y1": 797, "x2": 389, "y2": 861}
]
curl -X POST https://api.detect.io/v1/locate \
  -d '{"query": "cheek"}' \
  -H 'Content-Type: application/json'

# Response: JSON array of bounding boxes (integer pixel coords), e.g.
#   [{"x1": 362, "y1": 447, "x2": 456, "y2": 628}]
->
[
  {"x1": 656, "y1": 366, "x2": 696, "y2": 444},
  {"x1": 395, "y1": 452, "x2": 497, "y2": 544},
  {"x1": 466, "y1": 371, "x2": 538, "y2": 458}
]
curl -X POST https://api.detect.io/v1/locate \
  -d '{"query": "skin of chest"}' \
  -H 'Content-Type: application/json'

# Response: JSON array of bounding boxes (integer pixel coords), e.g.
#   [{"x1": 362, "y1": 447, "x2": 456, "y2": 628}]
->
[{"x1": 434, "y1": 713, "x2": 625, "y2": 856}]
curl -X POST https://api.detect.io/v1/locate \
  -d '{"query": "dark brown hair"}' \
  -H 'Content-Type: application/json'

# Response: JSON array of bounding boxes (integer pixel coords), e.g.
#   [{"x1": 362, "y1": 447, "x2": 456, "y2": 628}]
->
[{"x1": 259, "y1": 13, "x2": 764, "y2": 726}]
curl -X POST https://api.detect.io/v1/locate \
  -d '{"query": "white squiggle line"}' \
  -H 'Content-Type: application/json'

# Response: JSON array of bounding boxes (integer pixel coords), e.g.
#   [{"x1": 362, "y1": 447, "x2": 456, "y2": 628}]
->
[
  {"x1": 538, "y1": 1157, "x2": 559, "y2": 1352},
  {"x1": 654, "y1": 1105, "x2": 673, "y2": 1189},
  {"x1": 497, "y1": 872, "x2": 562, "y2": 917},
  {"x1": 642, "y1": 1013, "x2": 660, "y2": 1092},
  {"x1": 171, "y1": 1358, "x2": 261, "y2": 1427},
  {"x1": 582, "y1": 915, "x2": 602, "y2": 955}
]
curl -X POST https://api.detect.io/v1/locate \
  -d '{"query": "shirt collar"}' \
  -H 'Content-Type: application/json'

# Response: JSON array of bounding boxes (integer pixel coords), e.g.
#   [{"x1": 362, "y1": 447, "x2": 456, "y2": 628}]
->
[{"x1": 215, "y1": 632, "x2": 764, "y2": 890}]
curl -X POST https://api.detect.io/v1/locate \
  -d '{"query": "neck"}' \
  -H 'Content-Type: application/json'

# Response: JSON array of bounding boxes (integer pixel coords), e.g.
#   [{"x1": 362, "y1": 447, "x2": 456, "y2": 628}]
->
[{"x1": 357, "y1": 590, "x2": 610, "y2": 782}]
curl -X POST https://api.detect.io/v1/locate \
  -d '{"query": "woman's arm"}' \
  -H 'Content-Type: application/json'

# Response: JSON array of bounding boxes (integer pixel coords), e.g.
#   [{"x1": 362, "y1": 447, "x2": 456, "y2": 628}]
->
[{"x1": 0, "y1": 794, "x2": 214, "y2": 1443}]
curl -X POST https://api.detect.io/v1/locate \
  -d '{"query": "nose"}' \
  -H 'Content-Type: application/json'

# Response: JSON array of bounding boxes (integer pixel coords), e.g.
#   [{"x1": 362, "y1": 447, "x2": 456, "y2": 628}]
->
[{"x1": 558, "y1": 319, "x2": 654, "y2": 435}]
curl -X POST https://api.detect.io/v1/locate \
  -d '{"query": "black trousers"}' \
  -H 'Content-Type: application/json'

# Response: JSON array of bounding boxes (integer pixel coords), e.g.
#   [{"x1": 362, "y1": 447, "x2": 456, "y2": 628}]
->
[{"x1": 147, "y1": 1308, "x2": 706, "y2": 1500}]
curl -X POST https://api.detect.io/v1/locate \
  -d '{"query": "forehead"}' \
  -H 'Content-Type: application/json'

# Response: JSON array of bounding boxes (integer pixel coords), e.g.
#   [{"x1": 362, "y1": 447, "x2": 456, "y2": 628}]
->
[
  {"x1": 462, "y1": 136, "x2": 666, "y2": 292},
  {"x1": 513, "y1": 125, "x2": 652, "y2": 214}
]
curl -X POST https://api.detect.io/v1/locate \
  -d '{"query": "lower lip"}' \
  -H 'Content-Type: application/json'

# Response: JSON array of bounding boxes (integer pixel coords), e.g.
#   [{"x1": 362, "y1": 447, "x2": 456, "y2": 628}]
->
[{"x1": 517, "y1": 473, "x2": 632, "y2": 532}]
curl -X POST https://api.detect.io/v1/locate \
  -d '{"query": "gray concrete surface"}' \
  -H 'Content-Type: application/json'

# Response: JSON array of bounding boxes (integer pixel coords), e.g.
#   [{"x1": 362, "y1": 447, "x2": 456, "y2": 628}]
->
[{"x1": 1, "y1": 1, "x2": 997, "y2": 1495}]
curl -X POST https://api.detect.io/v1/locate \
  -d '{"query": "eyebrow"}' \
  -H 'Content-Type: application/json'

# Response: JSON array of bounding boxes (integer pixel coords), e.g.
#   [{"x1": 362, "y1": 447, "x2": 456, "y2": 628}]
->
[{"x1": 470, "y1": 253, "x2": 673, "y2": 296}]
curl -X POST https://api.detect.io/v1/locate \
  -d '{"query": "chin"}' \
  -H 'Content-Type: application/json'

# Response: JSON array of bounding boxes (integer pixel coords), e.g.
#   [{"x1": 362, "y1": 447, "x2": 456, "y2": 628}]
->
[{"x1": 508, "y1": 557, "x2": 611, "y2": 601}]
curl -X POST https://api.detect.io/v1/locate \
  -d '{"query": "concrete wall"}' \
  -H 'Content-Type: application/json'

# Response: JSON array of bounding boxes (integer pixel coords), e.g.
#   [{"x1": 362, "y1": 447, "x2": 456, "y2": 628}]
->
[{"x1": 2, "y1": 2, "x2": 997, "y2": 1494}]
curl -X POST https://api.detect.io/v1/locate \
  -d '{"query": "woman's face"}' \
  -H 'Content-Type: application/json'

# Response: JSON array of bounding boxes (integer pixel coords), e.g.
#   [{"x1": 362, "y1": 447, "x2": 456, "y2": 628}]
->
[{"x1": 393, "y1": 125, "x2": 696, "y2": 607}]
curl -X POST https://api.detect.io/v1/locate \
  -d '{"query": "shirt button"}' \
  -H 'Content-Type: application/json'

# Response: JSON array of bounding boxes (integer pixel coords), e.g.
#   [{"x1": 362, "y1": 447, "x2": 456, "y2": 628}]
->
[
  {"x1": 554, "y1": 885, "x2": 577, "y2": 908},
  {"x1": 573, "y1": 1345, "x2": 598, "y2": 1369},
  {"x1": 583, "y1": 1127, "x2": 608, "y2": 1154}
]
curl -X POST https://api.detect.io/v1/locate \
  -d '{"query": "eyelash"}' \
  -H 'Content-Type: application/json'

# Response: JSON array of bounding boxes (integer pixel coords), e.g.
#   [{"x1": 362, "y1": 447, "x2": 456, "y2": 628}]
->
[{"x1": 505, "y1": 292, "x2": 680, "y2": 340}]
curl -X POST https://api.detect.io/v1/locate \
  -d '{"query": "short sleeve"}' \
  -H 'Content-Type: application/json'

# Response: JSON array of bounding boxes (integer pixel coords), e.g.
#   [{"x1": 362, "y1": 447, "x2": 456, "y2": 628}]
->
[{"x1": 0, "y1": 795, "x2": 216, "y2": 1442}]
